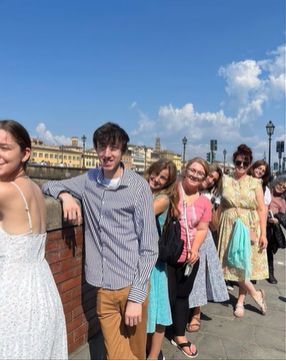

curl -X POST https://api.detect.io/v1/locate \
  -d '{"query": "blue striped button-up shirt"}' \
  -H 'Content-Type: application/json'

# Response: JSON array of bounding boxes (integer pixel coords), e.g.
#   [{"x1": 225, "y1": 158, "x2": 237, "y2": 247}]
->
[{"x1": 42, "y1": 164, "x2": 158, "y2": 304}]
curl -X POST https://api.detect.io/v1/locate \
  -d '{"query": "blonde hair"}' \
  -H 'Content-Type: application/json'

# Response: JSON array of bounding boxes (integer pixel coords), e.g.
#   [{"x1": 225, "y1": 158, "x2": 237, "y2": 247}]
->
[{"x1": 182, "y1": 157, "x2": 209, "y2": 180}]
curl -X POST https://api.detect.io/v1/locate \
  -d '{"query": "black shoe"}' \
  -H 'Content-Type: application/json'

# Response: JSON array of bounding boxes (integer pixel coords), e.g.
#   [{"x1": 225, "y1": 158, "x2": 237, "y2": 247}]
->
[
  {"x1": 267, "y1": 273, "x2": 278, "y2": 284},
  {"x1": 158, "y1": 350, "x2": 165, "y2": 360}
]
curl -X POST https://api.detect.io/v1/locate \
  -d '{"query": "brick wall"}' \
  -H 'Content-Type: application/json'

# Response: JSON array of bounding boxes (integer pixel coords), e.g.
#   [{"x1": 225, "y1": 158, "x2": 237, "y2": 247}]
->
[{"x1": 45, "y1": 197, "x2": 101, "y2": 356}]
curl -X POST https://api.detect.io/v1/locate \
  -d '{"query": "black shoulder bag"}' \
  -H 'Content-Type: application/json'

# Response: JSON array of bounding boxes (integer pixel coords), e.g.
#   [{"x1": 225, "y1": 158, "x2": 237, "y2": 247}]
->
[{"x1": 155, "y1": 215, "x2": 184, "y2": 265}]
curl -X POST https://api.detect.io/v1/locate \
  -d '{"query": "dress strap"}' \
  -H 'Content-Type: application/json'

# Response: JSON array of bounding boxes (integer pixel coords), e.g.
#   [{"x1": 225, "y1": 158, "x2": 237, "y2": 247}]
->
[{"x1": 10, "y1": 182, "x2": 33, "y2": 233}]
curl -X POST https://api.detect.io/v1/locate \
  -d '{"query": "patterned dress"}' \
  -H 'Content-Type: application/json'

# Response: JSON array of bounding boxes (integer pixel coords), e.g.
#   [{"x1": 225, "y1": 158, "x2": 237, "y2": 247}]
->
[
  {"x1": 188, "y1": 228, "x2": 229, "y2": 308},
  {"x1": 217, "y1": 174, "x2": 268, "y2": 281},
  {"x1": 147, "y1": 194, "x2": 172, "y2": 333}
]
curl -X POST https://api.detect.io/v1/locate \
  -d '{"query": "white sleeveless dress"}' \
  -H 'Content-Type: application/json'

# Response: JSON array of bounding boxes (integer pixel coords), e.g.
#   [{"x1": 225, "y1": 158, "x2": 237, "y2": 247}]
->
[{"x1": 0, "y1": 182, "x2": 68, "y2": 359}]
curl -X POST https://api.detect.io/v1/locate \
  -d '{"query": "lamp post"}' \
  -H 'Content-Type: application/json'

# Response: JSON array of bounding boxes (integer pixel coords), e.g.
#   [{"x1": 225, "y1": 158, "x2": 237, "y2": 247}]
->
[
  {"x1": 266, "y1": 121, "x2": 275, "y2": 171},
  {"x1": 81, "y1": 135, "x2": 87, "y2": 168},
  {"x1": 144, "y1": 146, "x2": 147, "y2": 171},
  {"x1": 223, "y1": 149, "x2": 227, "y2": 173},
  {"x1": 182, "y1": 136, "x2": 187, "y2": 171}
]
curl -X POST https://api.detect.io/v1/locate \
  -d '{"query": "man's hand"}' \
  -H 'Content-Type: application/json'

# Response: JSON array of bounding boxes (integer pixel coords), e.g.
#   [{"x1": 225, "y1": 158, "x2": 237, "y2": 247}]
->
[
  {"x1": 124, "y1": 301, "x2": 142, "y2": 327},
  {"x1": 58, "y1": 192, "x2": 82, "y2": 226}
]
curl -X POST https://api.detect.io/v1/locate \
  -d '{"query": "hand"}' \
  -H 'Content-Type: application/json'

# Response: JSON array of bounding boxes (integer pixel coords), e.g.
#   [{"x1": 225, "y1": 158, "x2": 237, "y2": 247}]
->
[
  {"x1": 124, "y1": 301, "x2": 142, "y2": 327},
  {"x1": 259, "y1": 235, "x2": 268, "y2": 249},
  {"x1": 58, "y1": 192, "x2": 82, "y2": 226},
  {"x1": 268, "y1": 217, "x2": 278, "y2": 224},
  {"x1": 187, "y1": 248, "x2": 199, "y2": 265}
]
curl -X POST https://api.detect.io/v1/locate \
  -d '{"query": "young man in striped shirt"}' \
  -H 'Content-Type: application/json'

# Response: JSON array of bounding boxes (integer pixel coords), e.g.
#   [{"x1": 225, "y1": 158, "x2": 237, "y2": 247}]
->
[{"x1": 42, "y1": 122, "x2": 158, "y2": 359}]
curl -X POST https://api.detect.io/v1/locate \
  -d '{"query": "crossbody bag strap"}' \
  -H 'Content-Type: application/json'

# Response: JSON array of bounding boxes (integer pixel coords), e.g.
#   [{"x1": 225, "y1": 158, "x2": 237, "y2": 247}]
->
[
  {"x1": 155, "y1": 216, "x2": 162, "y2": 237},
  {"x1": 180, "y1": 183, "x2": 191, "y2": 251}
]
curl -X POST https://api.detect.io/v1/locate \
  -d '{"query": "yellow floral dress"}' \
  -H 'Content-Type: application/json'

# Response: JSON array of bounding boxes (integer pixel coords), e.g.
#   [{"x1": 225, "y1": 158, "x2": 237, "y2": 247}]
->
[{"x1": 218, "y1": 174, "x2": 268, "y2": 281}]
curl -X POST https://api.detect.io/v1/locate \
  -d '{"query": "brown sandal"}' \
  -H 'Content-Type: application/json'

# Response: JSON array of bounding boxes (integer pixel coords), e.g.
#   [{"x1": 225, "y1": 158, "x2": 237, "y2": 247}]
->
[{"x1": 186, "y1": 316, "x2": 201, "y2": 332}]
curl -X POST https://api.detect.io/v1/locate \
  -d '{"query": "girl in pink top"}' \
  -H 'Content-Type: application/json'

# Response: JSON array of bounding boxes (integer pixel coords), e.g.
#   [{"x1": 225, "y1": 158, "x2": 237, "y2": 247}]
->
[{"x1": 168, "y1": 158, "x2": 211, "y2": 359}]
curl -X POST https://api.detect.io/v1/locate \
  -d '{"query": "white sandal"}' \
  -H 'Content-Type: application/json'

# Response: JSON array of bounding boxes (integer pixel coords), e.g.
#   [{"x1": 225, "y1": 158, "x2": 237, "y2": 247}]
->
[
  {"x1": 254, "y1": 289, "x2": 267, "y2": 315},
  {"x1": 234, "y1": 303, "x2": 244, "y2": 317}
]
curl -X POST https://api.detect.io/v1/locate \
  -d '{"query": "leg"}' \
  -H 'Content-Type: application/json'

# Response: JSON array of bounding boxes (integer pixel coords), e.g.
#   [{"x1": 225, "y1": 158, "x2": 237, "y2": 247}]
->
[
  {"x1": 238, "y1": 280, "x2": 267, "y2": 315},
  {"x1": 171, "y1": 262, "x2": 199, "y2": 357},
  {"x1": 129, "y1": 291, "x2": 149, "y2": 360},
  {"x1": 97, "y1": 286, "x2": 145, "y2": 360},
  {"x1": 147, "y1": 325, "x2": 165, "y2": 360},
  {"x1": 234, "y1": 284, "x2": 247, "y2": 317},
  {"x1": 186, "y1": 306, "x2": 201, "y2": 332},
  {"x1": 266, "y1": 234, "x2": 277, "y2": 284}
]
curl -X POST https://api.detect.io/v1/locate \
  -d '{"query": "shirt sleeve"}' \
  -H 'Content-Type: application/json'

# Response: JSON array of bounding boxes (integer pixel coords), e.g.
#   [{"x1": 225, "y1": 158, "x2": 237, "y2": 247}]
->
[
  {"x1": 127, "y1": 182, "x2": 158, "y2": 304},
  {"x1": 264, "y1": 186, "x2": 271, "y2": 206},
  {"x1": 41, "y1": 173, "x2": 89, "y2": 200}
]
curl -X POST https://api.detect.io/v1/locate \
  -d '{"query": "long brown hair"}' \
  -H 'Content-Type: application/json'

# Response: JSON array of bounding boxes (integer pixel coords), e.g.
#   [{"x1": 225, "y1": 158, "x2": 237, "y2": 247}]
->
[
  {"x1": 247, "y1": 160, "x2": 270, "y2": 187},
  {"x1": 145, "y1": 158, "x2": 180, "y2": 223},
  {"x1": 206, "y1": 163, "x2": 223, "y2": 196}
]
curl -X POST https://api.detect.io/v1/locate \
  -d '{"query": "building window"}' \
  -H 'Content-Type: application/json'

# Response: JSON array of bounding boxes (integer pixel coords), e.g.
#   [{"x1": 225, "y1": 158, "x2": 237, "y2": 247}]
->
[
  {"x1": 50, "y1": 154, "x2": 54, "y2": 159},
  {"x1": 55, "y1": 154, "x2": 58, "y2": 159},
  {"x1": 33, "y1": 152, "x2": 37, "y2": 157},
  {"x1": 39, "y1": 153, "x2": 43, "y2": 158},
  {"x1": 45, "y1": 153, "x2": 49, "y2": 159}
]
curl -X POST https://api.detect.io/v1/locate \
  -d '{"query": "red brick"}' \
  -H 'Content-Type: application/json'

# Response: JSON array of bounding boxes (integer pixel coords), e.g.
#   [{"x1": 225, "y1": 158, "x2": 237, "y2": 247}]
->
[
  {"x1": 61, "y1": 256, "x2": 82, "y2": 271},
  {"x1": 72, "y1": 285, "x2": 81, "y2": 298},
  {"x1": 60, "y1": 290, "x2": 72, "y2": 304},
  {"x1": 67, "y1": 331, "x2": 74, "y2": 345},
  {"x1": 65, "y1": 310, "x2": 73, "y2": 324},
  {"x1": 63, "y1": 295, "x2": 82, "y2": 314},
  {"x1": 72, "y1": 304, "x2": 84, "y2": 319},
  {"x1": 67, "y1": 316, "x2": 83, "y2": 334},
  {"x1": 54, "y1": 268, "x2": 75, "y2": 284},
  {"x1": 47, "y1": 230, "x2": 62, "y2": 241},
  {"x1": 68, "y1": 335, "x2": 85, "y2": 354},
  {"x1": 49, "y1": 262, "x2": 62, "y2": 275},
  {"x1": 59, "y1": 275, "x2": 81, "y2": 293},
  {"x1": 74, "y1": 322, "x2": 89, "y2": 340}
]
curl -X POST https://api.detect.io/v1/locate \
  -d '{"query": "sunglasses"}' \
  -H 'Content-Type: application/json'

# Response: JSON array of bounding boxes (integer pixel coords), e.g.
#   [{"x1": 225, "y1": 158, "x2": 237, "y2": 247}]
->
[{"x1": 235, "y1": 160, "x2": 249, "y2": 168}]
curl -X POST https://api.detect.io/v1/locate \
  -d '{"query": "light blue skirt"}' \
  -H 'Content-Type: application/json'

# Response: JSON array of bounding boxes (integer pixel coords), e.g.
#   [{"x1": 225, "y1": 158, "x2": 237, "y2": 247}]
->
[{"x1": 147, "y1": 259, "x2": 172, "y2": 333}]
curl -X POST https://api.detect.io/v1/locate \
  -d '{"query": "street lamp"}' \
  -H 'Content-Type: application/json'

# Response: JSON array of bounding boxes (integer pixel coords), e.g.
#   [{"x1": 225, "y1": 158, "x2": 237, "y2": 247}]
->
[
  {"x1": 81, "y1": 135, "x2": 87, "y2": 168},
  {"x1": 182, "y1": 136, "x2": 187, "y2": 170},
  {"x1": 223, "y1": 149, "x2": 227, "y2": 173},
  {"x1": 265, "y1": 121, "x2": 275, "y2": 171}
]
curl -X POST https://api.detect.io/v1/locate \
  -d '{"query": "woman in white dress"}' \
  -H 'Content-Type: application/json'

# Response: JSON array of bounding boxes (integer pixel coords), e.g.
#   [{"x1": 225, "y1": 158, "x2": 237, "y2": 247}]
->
[{"x1": 0, "y1": 120, "x2": 67, "y2": 359}]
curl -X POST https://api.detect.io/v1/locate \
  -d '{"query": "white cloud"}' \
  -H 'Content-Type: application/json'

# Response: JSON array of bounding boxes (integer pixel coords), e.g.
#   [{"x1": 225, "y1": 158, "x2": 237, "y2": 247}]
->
[
  {"x1": 130, "y1": 43, "x2": 285, "y2": 155},
  {"x1": 130, "y1": 101, "x2": 137, "y2": 108},
  {"x1": 35, "y1": 123, "x2": 71, "y2": 145}
]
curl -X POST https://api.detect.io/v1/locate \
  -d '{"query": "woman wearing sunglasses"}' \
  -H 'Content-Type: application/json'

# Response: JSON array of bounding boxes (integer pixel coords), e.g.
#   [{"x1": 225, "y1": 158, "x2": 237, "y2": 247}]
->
[{"x1": 217, "y1": 144, "x2": 268, "y2": 318}]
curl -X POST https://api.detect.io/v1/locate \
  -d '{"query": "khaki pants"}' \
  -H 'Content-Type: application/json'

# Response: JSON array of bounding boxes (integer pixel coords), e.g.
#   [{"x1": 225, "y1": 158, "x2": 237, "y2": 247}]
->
[{"x1": 96, "y1": 285, "x2": 148, "y2": 360}]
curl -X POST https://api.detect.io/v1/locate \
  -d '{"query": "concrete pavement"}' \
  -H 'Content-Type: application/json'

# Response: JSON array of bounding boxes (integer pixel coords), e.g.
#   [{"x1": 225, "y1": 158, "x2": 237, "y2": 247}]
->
[
  {"x1": 162, "y1": 248, "x2": 286, "y2": 360},
  {"x1": 72, "y1": 249, "x2": 285, "y2": 360}
]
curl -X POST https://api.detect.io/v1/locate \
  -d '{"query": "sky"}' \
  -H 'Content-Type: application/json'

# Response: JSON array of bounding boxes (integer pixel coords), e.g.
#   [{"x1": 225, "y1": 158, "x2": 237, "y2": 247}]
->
[{"x1": 0, "y1": 0, "x2": 285, "y2": 168}]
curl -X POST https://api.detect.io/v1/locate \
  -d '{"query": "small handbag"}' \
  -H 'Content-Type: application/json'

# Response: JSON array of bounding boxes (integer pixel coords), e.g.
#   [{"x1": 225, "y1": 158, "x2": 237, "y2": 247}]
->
[{"x1": 273, "y1": 223, "x2": 286, "y2": 249}]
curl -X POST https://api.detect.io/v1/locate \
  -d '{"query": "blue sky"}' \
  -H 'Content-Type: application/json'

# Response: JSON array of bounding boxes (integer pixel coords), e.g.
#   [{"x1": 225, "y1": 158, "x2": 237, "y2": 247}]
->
[{"x1": 0, "y1": 0, "x2": 285, "y2": 168}]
